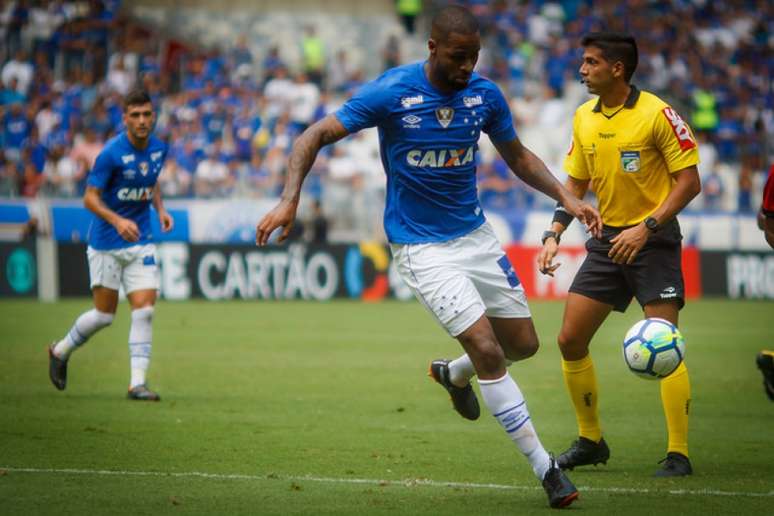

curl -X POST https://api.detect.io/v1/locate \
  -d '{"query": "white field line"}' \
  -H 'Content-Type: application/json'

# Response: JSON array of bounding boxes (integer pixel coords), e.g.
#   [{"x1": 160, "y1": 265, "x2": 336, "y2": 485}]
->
[{"x1": 2, "y1": 466, "x2": 773, "y2": 498}]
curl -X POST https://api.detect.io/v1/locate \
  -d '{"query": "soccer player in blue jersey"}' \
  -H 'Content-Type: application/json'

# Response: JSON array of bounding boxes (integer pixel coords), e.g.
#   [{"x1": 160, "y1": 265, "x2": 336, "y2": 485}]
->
[
  {"x1": 48, "y1": 89, "x2": 172, "y2": 401},
  {"x1": 257, "y1": 6, "x2": 601, "y2": 508}
]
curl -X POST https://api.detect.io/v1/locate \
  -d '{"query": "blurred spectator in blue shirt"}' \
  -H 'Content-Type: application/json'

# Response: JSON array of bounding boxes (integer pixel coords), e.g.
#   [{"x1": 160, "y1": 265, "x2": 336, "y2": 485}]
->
[
  {"x1": 4, "y1": 0, "x2": 29, "y2": 59},
  {"x1": 715, "y1": 106, "x2": 744, "y2": 163},
  {"x1": 0, "y1": 77, "x2": 26, "y2": 105},
  {"x1": 232, "y1": 105, "x2": 261, "y2": 163},
  {"x1": 2, "y1": 102, "x2": 31, "y2": 162}
]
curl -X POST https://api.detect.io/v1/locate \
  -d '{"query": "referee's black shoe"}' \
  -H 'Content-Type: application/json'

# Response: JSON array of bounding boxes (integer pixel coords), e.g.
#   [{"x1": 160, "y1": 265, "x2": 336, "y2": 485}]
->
[
  {"x1": 557, "y1": 436, "x2": 610, "y2": 470},
  {"x1": 654, "y1": 452, "x2": 692, "y2": 477},
  {"x1": 48, "y1": 344, "x2": 67, "y2": 391},
  {"x1": 756, "y1": 351, "x2": 774, "y2": 401},
  {"x1": 428, "y1": 359, "x2": 480, "y2": 421},
  {"x1": 542, "y1": 456, "x2": 579, "y2": 509}
]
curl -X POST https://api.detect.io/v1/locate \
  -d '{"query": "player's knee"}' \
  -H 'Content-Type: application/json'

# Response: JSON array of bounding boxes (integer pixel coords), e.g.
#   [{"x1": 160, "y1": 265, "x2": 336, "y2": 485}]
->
[
  {"x1": 557, "y1": 329, "x2": 588, "y2": 359},
  {"x1": 94, "y1": 310, "x2": 115, "y2": 328},
  {"x1": 460, "y1": 336, "x2": 505, "y2": 376},
  {"x1": 503, "y1": 338, "x2": 539, "y2": 362},
  {"x1": 131, "y1": 306, "x2": 154, "y2": 324},
  {"x1": 521, "y1": 337, "x2": 540, "y2": 359},
  {"x1": 477, "y1": 348, "x2": 506, "y2": 376}
]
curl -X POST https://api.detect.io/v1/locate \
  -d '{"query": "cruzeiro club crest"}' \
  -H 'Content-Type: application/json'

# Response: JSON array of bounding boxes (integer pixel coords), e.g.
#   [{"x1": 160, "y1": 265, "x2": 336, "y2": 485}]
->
[
  {"x1": 435, "y1": 107, "x2": 454, "y2": 128},
  {"x1": 139, "y1": 161, "x2": 149, "y2": 176}
]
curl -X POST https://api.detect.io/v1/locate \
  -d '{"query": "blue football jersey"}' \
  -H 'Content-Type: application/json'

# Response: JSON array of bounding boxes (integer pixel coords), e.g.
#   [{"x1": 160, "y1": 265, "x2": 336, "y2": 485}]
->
[
  {"x1": 86, "y1": 132, "x2": 167, "y2": 250},
  {"x1": 335, "y1": 62, "x2": 516, "y2": 244}
]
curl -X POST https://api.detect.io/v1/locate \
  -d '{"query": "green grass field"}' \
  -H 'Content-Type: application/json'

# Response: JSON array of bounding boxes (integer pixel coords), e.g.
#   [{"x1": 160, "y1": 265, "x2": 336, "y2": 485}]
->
[{"x1": 1, "y1": 299, "x2": 772, "y2": 515}]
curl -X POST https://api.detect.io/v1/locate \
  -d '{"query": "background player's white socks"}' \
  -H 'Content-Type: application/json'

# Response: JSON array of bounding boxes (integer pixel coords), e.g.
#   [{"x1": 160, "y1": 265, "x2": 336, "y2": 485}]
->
[
  {"x1": 479, "y1": 372, "x2": 551, "y2": 480},
  {"x1": 53, "y1": 309, "x2": 114, "y2": 359},
  {"x1": 449, "y1": 354, "x2": 513, "y2": 386},
  {"x1": 129, "y1": 306, "x2": 154, "y2": 388}
]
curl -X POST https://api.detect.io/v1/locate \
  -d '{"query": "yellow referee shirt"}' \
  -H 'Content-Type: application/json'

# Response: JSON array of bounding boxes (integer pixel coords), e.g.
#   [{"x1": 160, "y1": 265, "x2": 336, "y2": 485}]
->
[{"x1": 564, "y1": 86, "x2": 699, "y2": 227}]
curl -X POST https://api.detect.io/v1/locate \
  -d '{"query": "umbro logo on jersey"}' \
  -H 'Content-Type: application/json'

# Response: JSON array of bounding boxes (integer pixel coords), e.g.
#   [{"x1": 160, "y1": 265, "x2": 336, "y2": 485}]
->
[
  {"x1": 402, "y1": 114, "x2": 422, "y2": 128},
  {"x1": 121, "y1": 154, "x2": 135, "y2": 164},
  {"x1": 150, "y1": 151, "x2": 163, "y2": 162},
  {"x1": 122, "y1": 169, "x2": 136, "y2": 179},
  {"x1": 463, "y1": 95, "x2": 483, "y2": 108},
  {"x1": 662, "y1": 107, "x2": 696, "y2": 151},
  {"x1": 436, "y1": 107, "x2": 454, "y2": 128},
  {"x1": 401, "y1": 95, "x2": 424, "y2": 109}
]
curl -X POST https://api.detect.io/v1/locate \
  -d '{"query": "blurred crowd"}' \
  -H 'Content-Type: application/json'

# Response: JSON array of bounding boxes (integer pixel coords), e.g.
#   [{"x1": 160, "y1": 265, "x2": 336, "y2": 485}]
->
[{"x1": 1, "y1": 0, "x2": 772, "y2": 239}]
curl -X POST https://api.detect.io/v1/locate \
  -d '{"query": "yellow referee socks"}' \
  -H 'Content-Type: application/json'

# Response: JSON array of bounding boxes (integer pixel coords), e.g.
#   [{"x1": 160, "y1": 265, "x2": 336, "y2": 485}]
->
[
  {"x1": 660, "y1": 361, "x2": 691, "y2": 457},
  {"x1": 562, "y1": 355, "x2": 602, "y2": 442}
]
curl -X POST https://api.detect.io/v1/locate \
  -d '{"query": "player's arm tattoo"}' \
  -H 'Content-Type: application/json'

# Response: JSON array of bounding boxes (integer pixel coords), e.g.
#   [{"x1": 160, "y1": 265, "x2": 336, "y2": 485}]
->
[
  {"x1": 282, "y1": 115, "x2": 349, "y2": 202},
  {"x1": 493, "y1": 137, "x2": 566, "y2": 203}
]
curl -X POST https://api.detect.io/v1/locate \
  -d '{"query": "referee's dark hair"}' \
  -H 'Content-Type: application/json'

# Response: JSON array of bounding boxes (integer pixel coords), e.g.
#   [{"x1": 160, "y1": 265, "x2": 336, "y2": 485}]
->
[
  {"x1": 581, "y1": 32, "x2": 638, "y2": 83},
  {"x1": 122, "y1": 89, "x2": 153, "y2": 112}
]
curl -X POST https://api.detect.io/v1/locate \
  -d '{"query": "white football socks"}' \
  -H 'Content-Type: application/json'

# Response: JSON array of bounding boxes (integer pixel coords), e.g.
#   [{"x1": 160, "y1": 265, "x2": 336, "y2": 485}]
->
[
  {"x1": 448, "y1": 354, "x2": 476, "y2": 387},
  {"x1": 53, "y1": 309, "x2": 114, "y2": 359},
  {"x1": 449, "y1": 354, "x2": 513, "y2": 387},
  {"x1": 478, "y1": 372, "x2": 551, "y2": 480},
  {"x1": 129, "y1": 306, "x2": 154, "y2": 388}
]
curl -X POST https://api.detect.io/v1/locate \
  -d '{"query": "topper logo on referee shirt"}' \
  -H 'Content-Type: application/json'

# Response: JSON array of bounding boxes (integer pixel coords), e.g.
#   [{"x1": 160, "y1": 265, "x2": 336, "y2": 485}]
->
[{"x1": 436, "y1": 107, "x2": 454, "y2": 128}]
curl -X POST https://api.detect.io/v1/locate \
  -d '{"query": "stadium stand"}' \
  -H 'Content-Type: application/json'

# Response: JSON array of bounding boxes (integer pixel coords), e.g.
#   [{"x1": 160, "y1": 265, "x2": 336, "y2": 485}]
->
[{"x1": 0, "y1": 0, "x2": 771, "y2": 242}]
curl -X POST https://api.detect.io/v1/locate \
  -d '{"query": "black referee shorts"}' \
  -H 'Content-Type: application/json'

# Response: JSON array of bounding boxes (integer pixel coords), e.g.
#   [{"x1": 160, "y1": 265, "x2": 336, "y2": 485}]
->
[{"x1": 569, "y1": 219, "x2": 685, "y2": 313}]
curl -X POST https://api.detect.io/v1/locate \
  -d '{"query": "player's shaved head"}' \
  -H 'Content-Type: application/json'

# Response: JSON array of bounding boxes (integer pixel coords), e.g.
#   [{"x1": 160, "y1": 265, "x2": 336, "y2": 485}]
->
[
  {"x1": 431, "y1": 5, "x2": 479, "y2": 43},
  {"x1": 426, "y1": 5, "x2": 480, "y2": 92}
]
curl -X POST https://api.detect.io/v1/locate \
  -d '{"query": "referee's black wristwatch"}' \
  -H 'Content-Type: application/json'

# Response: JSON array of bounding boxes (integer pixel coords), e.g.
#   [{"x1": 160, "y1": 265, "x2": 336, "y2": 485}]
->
[
  {"x1": 541, "y1": 230, "x2": 560, "y2": 245},
  {"x1": 644, "y1": 216, "x2": 659, "y2": 232}
]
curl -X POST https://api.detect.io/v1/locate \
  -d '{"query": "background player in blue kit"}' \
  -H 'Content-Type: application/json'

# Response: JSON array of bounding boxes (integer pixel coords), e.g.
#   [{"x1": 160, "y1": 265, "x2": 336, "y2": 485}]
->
[
  {"x1": 256, "y1": 5, "x2": 601, "y2": 508},
  {"x1": 48, "y1": 90, "x2": 172, "y2": 402}
]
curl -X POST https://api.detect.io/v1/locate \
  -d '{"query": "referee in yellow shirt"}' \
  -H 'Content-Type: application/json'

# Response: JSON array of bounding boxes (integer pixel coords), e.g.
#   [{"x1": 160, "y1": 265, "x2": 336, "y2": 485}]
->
[{"x1": 537, "y1": 32, "x2": 701, "y2": 477}]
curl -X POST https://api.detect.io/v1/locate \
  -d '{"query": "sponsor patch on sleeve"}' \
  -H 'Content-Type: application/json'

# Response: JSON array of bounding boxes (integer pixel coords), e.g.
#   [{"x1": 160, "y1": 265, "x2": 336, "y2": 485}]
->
[{"x1": 661, "y1": 107, "x2": 696, "y2": 151}]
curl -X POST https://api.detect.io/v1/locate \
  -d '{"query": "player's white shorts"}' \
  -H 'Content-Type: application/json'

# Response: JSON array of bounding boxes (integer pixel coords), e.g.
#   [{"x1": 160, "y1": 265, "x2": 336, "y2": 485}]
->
[
  {"x1": 87, "y1": 243, "x2": 159, "y2": 293},
  {"x1": 390, "y1": 222, "x2": 530, "y2": 337}
]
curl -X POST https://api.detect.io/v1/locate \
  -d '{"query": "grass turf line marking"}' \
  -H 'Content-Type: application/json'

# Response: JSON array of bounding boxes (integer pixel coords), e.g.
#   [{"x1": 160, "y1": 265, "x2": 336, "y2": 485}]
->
[{"x1": 3, "y1": 467, "x2": 773, "y2": 498}]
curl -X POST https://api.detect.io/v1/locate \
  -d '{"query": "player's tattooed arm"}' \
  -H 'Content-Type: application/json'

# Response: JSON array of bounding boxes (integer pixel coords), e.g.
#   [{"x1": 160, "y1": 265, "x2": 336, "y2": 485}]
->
[
  {"x1": 257, "y1": 115, "x2": 349, "y2": 246},
  {"x1": 493, "y1": 137, "x2": 602, "y2": 236},
  {"x1": 282, "y1": 115, "x2": 350, "y2": 203},
  {"x1": 84, "y1": 186, "x2": 140, "y2": 242}
]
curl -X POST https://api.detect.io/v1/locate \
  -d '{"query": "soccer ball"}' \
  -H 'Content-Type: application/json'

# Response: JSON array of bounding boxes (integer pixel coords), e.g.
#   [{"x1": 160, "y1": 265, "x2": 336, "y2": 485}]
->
[{"x1": 622, "y1": 318, "x2": 685, "y2": 380}]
